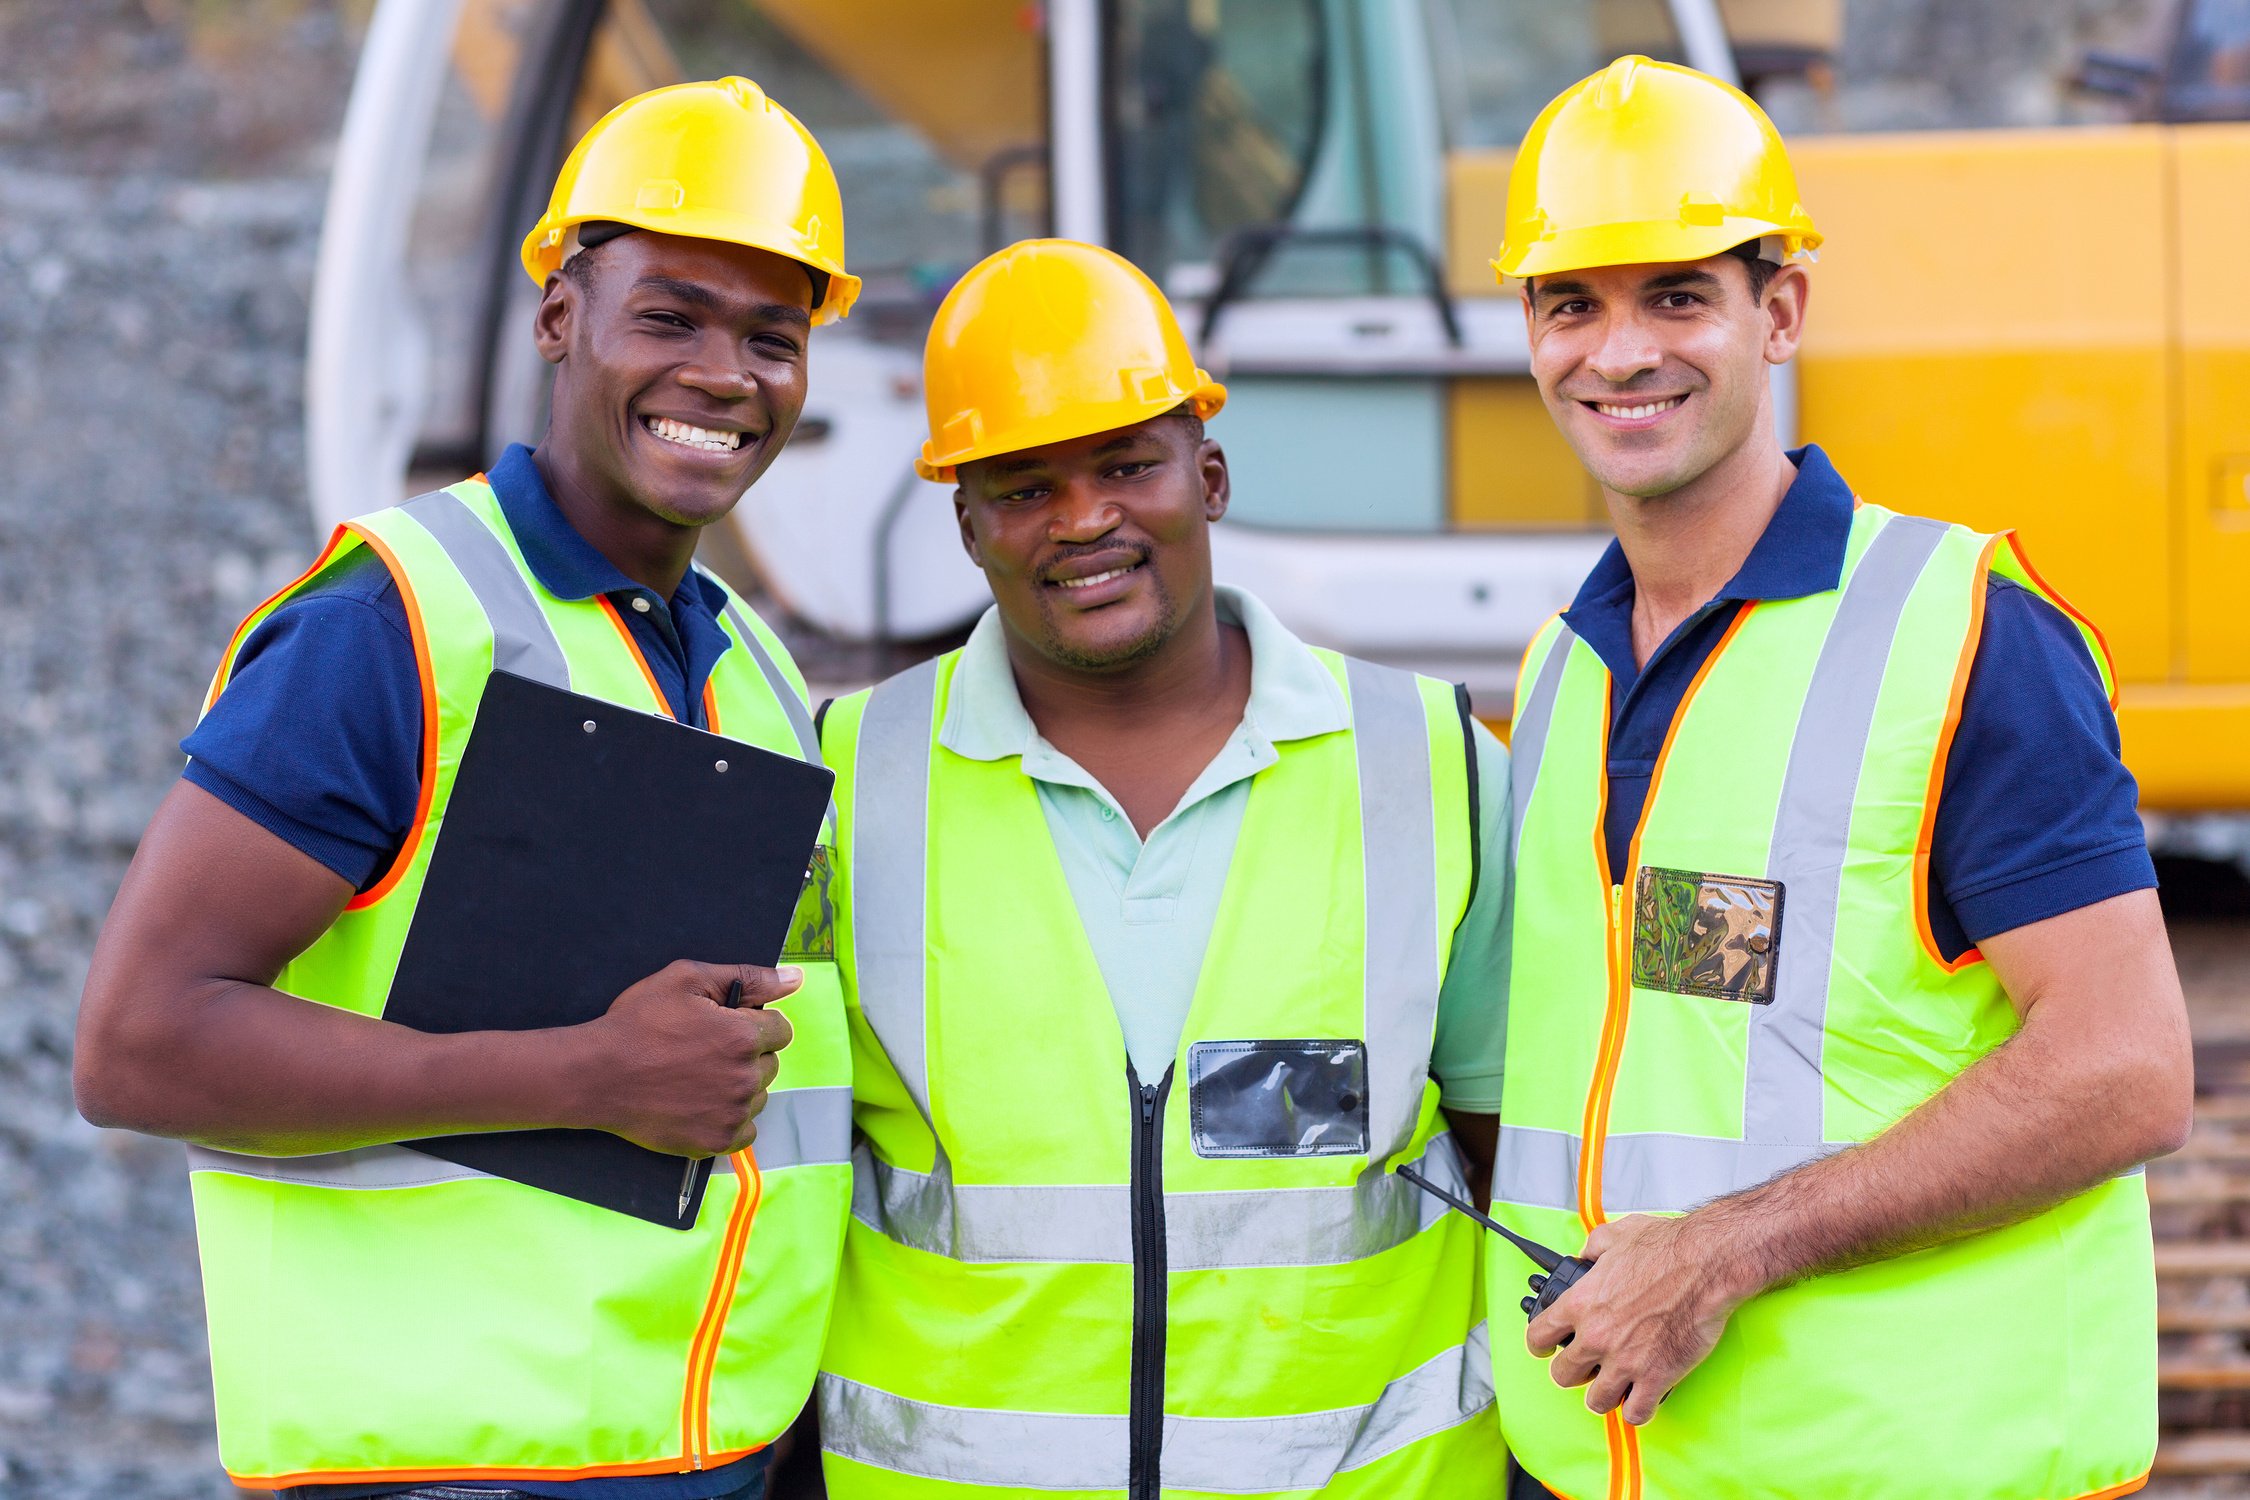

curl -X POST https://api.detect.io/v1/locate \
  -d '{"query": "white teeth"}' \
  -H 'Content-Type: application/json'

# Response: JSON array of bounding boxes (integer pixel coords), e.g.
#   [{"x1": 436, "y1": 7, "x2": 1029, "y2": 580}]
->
[
  {"x1": 1595, "y1": 397, "x2": 1684, "y2": 420},
  {"x1": 646, "y1": 416, "x2": 743, "y2": 452},
  {"x1": 1055, "y1": 566, "x2": 1134, "y2": 590}
]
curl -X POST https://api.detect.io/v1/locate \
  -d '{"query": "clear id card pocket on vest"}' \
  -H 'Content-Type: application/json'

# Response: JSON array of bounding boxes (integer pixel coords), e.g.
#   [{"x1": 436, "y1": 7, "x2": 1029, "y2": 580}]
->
[
  {"x1": 781, "y1": 845, "x2": 837, "y2": 962},
  {"x1": 1186, "y1": 1039, "x2": 1369, "y2": 1158}
]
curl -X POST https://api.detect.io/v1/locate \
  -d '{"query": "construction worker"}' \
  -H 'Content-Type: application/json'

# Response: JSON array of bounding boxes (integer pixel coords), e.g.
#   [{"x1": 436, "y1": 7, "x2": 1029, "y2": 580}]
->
[
  {"x1": 72, "y1": 79, "x2": 854, "y2": 1498},
  {"x1": 1486, "y1": 57, "x2": 2194, "y2": 1500},
  {"x1": 813, "y1": 239, "x2": 1509, "y2": 1497}
]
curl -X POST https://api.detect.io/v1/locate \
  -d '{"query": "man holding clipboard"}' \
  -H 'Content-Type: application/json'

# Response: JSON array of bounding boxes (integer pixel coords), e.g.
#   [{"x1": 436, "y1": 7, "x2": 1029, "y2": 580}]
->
[{"x1": 75, "y1": 80, "x2": 852, "y2": 1500}]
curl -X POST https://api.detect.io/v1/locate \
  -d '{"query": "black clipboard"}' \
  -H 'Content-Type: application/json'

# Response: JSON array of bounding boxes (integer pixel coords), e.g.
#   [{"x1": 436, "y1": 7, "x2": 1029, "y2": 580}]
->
[{"x1": 383, "y1": 669, "x2": 834, "y2": 1228}]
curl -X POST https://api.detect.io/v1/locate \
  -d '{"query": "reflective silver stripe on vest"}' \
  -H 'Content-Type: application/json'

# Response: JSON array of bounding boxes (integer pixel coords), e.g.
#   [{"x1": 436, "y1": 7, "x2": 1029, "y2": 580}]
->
[
  {"x1": 1344, "y1": 657, "x2": 1443, "y2": 1161},
  {"x1": 1163, "y1": 1322, "x2": 1492, "y2": 1493},
  {"x1": 818, "y1": 1323, "x2": 1491, "y2": 1491},
  {"x1": 399, "y1": 489, "x2": 568, "y2": 689},
  {"x1": 1508, "y1": 626, "x2": 1575, "y2": 864},
  {"x1": 851, "y1": 657, "x2": 943, "y2": 1129},
  {"x1": 848, "y1": 654, "x2": 1456, "y2": 1268},
  {"x1": 1495, "y1": 1125, "x2": 1845, "y2": 1216},
  {"x1": 712, "y1": 588, "x2": 821, "y2": 763},
  {"x1": 853, "y1": 1133, "x2": 1467, "y2": 1269},
  {"x1": 187, "y1": 1142, "x2": 496, "y2": 1190},
  {"x1": 1748, "y1": 514, "x2": 1947, "y2": 1153},
  {"x1": 748, "y1": 1085, "x2": 854, "y2": 1170},
  {"x1": 185, "y1": 1085, "x2": 854, "y2": 1191}
]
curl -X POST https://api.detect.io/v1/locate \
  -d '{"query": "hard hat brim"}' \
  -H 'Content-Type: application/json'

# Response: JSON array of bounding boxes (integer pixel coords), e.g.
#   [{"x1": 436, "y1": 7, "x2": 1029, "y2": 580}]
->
[
  {"x1": 521, "y1": 211, "x2": 863, "y2": 324},
  {"x1": 916, "y1": 381, "x2": 1227, "y2": 484},
  {"x1": 1494, "y1": 218, "x2": 1821, "y2": 282}
]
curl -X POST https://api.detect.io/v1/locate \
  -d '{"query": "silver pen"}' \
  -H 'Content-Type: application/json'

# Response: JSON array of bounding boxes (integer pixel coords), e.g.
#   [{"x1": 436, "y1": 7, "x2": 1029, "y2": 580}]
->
[{"x1": 677, "y1": 977, "x2": 746, "y2": 1221}]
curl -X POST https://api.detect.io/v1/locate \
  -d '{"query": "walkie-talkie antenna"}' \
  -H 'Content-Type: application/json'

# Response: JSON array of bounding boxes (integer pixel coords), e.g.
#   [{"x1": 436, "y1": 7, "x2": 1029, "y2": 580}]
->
[{"x1": 1396, "y1": 1163, "x2": 1566, "y2": 1271}]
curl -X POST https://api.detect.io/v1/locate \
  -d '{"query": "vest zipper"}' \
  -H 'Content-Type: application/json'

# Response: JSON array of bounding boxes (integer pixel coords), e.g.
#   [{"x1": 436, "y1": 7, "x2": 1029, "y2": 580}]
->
[{"x1": 1127, "y1": 1065, "x2": 1172, "y2": 1500}]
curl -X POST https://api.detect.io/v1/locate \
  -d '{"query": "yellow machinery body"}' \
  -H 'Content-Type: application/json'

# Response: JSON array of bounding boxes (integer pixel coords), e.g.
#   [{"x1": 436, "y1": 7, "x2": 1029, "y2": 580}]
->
[{"x1": 1449, "y1": 122, "x2": 2250, "y2": 809}]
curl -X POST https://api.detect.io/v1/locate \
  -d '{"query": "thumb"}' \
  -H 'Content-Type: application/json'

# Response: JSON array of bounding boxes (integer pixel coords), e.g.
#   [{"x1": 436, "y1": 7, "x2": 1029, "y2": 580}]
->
[{"x1": 732, "y1": 964, "x2": 805, "y2": 1006}]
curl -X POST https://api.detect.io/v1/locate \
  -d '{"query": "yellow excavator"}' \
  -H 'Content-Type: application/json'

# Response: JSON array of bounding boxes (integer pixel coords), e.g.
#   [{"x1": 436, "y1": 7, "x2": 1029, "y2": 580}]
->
[{"x1": 308, "y1": 0, "x2": 2250, "y2": 812}]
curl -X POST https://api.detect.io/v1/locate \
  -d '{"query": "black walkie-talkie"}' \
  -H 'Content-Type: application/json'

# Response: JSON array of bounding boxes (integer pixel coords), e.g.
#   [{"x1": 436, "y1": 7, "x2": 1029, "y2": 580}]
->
[{"x1": 1397, "y1": 1163, "x2": 1592, "y2": 1324}]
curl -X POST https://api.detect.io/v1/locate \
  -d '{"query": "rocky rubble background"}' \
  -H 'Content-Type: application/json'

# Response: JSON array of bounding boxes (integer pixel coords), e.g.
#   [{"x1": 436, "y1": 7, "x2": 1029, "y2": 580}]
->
[
  {"x1": 1, "y1": 2, "x2": 360, "y2": 1493},
  {"x1": 0, "y1": 0, "x2": 2190, "y2": 1495}
]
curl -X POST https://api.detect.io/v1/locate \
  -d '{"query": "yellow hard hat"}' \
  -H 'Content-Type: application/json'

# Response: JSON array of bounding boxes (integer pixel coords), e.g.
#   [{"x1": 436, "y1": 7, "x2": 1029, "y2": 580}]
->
[
  {"x1": 1492, "y1": 56, "x2": 1821, "y2": 281},
  {"x1": 917, "y1": 240, "x2": 1226, "y2": 483},
  {"x1": 521, "y1": 76, "x2": 860, "y2": 323}
]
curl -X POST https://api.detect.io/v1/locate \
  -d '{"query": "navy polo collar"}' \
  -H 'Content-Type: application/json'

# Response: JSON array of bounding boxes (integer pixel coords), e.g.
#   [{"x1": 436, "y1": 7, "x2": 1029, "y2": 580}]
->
[
  {"x1": 483, "y1": 443, "x2": 729, "y2": 619},
  {"x1": 1564, "y1": 444, "x2": 1854, "y2": 623}
]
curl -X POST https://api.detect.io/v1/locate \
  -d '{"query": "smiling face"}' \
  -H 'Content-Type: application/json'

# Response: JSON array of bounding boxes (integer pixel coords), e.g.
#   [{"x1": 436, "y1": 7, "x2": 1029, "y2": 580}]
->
[
  {"x1": 954, "y1": 413, "x2": 1229, "y2": 674},
  {"x1": 1524, "y1": 253, "x2": 1808, "y2": 501},
  {"x1": 533, "y1": 231, "x2": 814, "y2": 529}
]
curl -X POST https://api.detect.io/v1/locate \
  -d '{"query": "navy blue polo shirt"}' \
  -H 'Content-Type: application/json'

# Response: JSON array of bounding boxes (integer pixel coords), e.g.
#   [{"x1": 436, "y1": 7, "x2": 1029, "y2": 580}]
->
[
  {"x1": 186, "y1": 444, "x2": 738, "y2": 894},
  {"x1": 181, "y1": 444, "x2": 767, "y2": 1500},
  {"x1": 1565, "y1": 445, "x2": 2153, "y2": 959}
]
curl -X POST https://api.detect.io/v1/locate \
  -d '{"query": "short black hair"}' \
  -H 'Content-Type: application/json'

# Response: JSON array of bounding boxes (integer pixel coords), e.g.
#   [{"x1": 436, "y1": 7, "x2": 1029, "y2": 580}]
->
[
  {"x1": 1524, "y1": 240, "x2": 1779, "y2": 302},
  {"x1": 1170, "y1": 405, "x2": 1205, "y2": 447},
  {"x1": 1726, "y1": 239, "x2": 1780, "y2": 300},
  {"x1": 559, "y1": 220, "x2": 828, "y2": 309}
]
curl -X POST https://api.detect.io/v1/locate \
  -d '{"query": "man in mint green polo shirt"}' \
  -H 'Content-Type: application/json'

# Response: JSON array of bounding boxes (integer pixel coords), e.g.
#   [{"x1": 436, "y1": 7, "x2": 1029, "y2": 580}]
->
[
  {"x1": 812, "y1": 240, "x2": 1510, "y2": 1497},
  {"x1": 931, "y1": 582, "x2": 1511, "y2": 1118}
]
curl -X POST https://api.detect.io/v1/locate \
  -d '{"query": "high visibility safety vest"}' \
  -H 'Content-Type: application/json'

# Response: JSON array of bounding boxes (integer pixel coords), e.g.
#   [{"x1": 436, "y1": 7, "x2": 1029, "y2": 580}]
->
[
  {"x1": 1494, "y1": 502, "x2": 2157, "y2": 1500},
  {"x1": 185, "y1": 480, "x2": 852, "y2": 1490},
  {"x1": 813, "y1": 647, "x2": 1505, "y2": 1499}
]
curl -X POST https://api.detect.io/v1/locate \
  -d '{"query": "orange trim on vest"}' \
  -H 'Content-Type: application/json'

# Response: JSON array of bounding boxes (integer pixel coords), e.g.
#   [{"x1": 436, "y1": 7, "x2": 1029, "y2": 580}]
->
[
  {"x1": 2003, "y1": 531, "x2": 2119, "y2": 711},
  {"x1": 1611, "y1": 1410, "x2": 1642, "y2": 1500},
  {"x1": 1577, "y1": 671, "x2": 1616, "y2": 1234},
  {"x1": 2083, "y1": 1469, "x2": 2152, "y2": 1499},
  {"x1": 204, "y1": 526, "x2": 357, "y2": 715},
  {"x1": 1576, "y1": 604, "x2": 1754, "y2": 1500},
  {"x1": 338, "y1": 522, "x2": 440, "y2": 912},
  {"x1": 702, "y1": 677, "x2": 722, "y2": 734},
  {"x1": 226, "y1": 1442, "x2": 768, "y2": 1491},
  {"x1": 1914, "y1": 536, "x2": 2000, "y2": 974},
  {"x1": 680, "y1": 1147, "x2": 764, "y2": 1463},
  {"x1": 597, "y1": 594, "x2": 676, "y2": 719}
]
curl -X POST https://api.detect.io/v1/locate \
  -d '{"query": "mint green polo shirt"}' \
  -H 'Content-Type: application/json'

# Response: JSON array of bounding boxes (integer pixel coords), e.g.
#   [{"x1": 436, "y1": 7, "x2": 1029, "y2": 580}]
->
[{"x1": 937, "y1": 587, "x2": 1511, "y2": 1111}]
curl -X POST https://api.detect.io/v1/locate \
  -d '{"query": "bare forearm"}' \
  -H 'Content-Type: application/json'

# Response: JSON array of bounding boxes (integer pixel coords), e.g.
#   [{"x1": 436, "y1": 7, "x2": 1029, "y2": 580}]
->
[
  {"x1": 1694, "y1": 1013, "x2": 2184, "y2": 1300},
  {"x1": 79, "y1": 976, "x2": 595, "y2": 1154}
]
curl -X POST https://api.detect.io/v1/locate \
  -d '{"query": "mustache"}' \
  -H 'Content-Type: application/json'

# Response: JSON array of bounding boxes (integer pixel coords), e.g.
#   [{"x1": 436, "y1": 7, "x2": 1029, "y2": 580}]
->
[{"x1": 1037, "y1": 539, "x2": 1151, "y2": 579}]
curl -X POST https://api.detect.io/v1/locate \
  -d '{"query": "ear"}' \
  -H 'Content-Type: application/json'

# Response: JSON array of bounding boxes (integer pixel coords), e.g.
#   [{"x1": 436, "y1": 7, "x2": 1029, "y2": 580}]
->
[
  {"x1": 1198, "y1": 438, "x2": 1231, "y2": 523},
  {"x1": 1761, "y1": 263, "x2": 1811, "y2": 366},
  {"x1": 953, "y1": 489, "x2": 984, "y2": 568},
  {"x1": 531, "y1": 273, "x2": 575, "y2": 366}
]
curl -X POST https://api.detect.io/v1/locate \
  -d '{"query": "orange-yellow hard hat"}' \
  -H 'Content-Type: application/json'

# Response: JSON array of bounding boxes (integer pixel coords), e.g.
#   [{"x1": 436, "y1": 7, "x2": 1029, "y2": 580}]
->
[
  {"x1": 1492, "y1": 56, "x2": 1821, "y2": 281},
  {"x1": 521, "y1": 76, "x2": 860, "y2": 323},
  {"x1": 917, "y1": 239, "x2": 1226, "y2": 483}
]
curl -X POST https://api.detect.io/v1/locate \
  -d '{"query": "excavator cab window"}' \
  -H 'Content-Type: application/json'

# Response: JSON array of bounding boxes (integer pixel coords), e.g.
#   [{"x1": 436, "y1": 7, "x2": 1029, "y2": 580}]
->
[
  {"x1": 2166, "y1": 0, "x2": 2250, "y2": 120},
  {"x1": 1107, "y1": 0, "x2": 1326, "y2": 292},
  {"x1": 1424, "y1": 0, "x2": 1687, "y2": 148}
]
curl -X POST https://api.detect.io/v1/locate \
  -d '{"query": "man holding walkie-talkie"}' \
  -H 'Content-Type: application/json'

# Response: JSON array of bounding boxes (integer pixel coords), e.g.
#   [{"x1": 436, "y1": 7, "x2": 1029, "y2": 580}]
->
[
  {"x1": 1483, "y1": 58, "x2": 2193, "y2": 1500},
  {"x1": 75, "y1": 79, "x2": 851, "y2": 1500}
]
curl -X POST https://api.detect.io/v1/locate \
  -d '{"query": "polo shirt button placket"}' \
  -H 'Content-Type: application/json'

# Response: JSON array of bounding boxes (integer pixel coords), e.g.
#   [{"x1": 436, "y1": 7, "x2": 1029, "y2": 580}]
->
[{"x1": 630, "y1": 595, "x2": 652, "y2": 614}]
